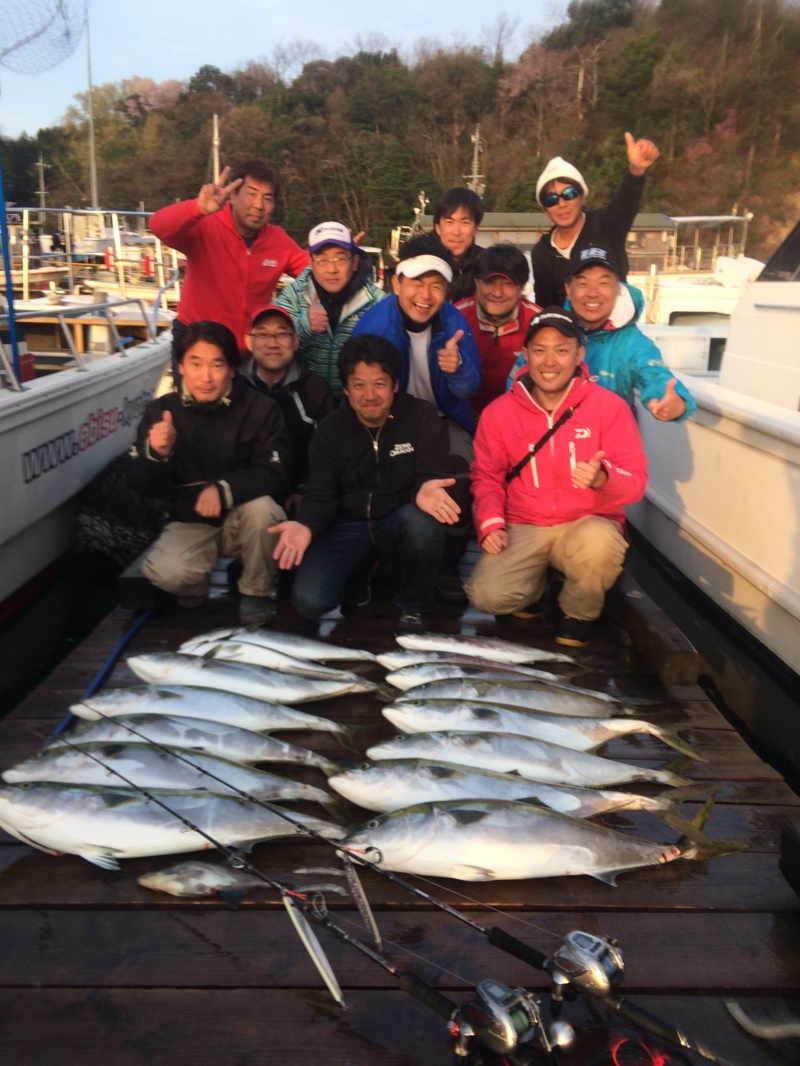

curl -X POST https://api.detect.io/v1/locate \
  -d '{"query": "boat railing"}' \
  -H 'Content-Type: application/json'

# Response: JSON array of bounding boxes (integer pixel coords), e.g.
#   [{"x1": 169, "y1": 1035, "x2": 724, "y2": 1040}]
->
[{"x1": 0, "y1": 296, "x2": 167, "y2": 393}]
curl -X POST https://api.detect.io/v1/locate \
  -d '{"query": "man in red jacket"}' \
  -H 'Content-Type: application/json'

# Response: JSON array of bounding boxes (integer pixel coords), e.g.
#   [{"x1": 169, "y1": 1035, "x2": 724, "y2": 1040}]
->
[
  {"x1": 466, "y1": 306, "x2": 647, "y2": 646},
  {"x1": 150, "y1": 160, "x2": 309, "y2": 359}
]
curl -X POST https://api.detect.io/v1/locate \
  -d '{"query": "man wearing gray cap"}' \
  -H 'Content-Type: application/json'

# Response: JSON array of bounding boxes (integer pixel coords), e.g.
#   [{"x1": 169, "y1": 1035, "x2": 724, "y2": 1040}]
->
[
  {"x1": 467, "y1": 306, "x2": 647, "y2": 647},
  {"x1": 275, "y1": 221, "x2": 385, "y2": 394},
  {"x1": 532, "y1": 132, "x2": 659, "y2": 308}
]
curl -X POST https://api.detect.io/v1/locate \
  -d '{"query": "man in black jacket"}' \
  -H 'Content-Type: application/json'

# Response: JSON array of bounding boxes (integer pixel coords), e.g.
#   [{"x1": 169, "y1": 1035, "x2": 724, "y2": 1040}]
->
[
  {"x1": 269, "y1": 334, "x2": 461, "y2": 635},
  {"x1": 240, "y1": 304, "x2": 335, "y2": 513},
  {"x1": 433, "y1": 187, "x2": 485, "y2": 303},
  {"x1": 130, "y1": 320, "x2": 290, "y2": 625},
  {"x1": 532, "y1": 132, "x2": 659, "y2": 308}
]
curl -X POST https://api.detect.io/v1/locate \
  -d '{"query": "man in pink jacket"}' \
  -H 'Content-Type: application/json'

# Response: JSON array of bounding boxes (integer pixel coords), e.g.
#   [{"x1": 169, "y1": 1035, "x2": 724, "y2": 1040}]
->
[
  {"x1": 150, "y1": 160, "x2": 309, "y2": 358},
  {"x1": 466, "y1": 306, "x2": 647, "y2": 646}
]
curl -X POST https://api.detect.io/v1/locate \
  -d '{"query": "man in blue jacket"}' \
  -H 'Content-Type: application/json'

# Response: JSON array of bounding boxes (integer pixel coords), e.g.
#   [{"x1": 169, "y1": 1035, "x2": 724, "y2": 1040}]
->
[{"x1": 353, "y1": 233, "x2": 481, "y2": 601}]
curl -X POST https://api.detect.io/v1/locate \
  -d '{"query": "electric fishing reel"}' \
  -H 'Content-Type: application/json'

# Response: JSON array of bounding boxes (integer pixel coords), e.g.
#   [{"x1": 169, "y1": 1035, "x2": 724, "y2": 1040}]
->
[{"x1": 549, "y1": 931, "x2": 625, "y2": 1007}]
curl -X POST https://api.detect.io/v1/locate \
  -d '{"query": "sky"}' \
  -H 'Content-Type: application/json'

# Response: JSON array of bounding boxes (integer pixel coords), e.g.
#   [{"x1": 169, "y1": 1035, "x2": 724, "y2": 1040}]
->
[{"x1": 0, "y1": 0, "x2": 564, "y2": 139}]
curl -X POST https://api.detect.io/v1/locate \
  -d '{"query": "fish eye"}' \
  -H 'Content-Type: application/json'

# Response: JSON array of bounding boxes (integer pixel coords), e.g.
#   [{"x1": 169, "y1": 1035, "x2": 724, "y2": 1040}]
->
[
  {"x1": 359, "y1": 762, "x2": 371, "y2": 770},
  {"x1": 366, "y1": 819, "x2": 380, "y2": 830}
]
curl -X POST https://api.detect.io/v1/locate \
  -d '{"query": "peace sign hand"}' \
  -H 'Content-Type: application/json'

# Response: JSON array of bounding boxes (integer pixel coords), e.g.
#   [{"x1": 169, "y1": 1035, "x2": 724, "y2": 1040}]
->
[{"x1": 197, "y1": 166, "x2": 243, "y2": 215}]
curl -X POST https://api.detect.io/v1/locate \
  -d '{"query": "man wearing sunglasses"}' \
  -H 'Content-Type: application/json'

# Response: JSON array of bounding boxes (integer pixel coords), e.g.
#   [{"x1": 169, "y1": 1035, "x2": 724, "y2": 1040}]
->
[
  {"x1": 532, "y1": 132, "x2": 659, "y2": 308},
  {"x1": 275, "y1": 221, "x2": 386, "y2": 395}
]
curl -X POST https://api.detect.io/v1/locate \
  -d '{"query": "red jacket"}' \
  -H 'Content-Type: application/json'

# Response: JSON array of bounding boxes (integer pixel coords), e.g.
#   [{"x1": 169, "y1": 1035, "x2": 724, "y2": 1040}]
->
[
  {"x1": 150, "y1": 200, "x2": 309, "y2": 348},
  {"x1": 456, "y1": 295, "x2": 541, "y2": 414},
  {"x1": 471, "y1": 365, "x2": 647, "y2": 545}
]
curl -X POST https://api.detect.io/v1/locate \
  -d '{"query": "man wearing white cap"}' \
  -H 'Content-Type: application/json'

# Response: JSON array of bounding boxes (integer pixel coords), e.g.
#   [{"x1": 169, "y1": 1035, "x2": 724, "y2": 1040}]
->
[
  {"x1": 275, "y1": 221, "x2": 385, "y2": 395},
  {"x1": 532, "y1": 132, "x2": 659, "y2": 308}
]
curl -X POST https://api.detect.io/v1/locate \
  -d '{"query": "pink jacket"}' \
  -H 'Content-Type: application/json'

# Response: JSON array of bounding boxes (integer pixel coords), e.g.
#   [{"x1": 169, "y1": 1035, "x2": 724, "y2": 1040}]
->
[
  {"x1": 150, "y1": 200, "x2": 309, "y2": 347},
  {"x1": 471, "y1": 366, "x2": 647, "y2": 545}
]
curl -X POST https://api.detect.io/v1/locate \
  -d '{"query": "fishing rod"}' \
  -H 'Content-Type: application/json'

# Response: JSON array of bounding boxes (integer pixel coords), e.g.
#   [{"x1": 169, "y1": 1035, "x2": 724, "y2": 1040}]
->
[{"x1": 36, "y1": 713, "x2": 740, "y2": 1065}]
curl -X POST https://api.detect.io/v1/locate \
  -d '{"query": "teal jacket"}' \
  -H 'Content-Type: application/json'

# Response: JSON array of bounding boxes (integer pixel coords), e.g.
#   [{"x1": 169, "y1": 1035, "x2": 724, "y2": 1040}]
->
[{"x1": 508, "y1": 283, "x2": 696, "y2": 422}]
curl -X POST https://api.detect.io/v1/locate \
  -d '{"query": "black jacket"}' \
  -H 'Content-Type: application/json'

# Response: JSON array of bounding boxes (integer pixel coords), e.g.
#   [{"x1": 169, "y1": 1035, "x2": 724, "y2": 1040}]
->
[
  {"x1": 297, "y1": 392, "x2": 451, "y2": 538},
  {"x1": 239, "y1": 354, "x2": 335, "y2": 490},
  {"x1": 448, "y1": 240, "x2": 483, "y2": 304},
  {"x1": 532, "y1": 170, "x2": 646, "y2": 307},
  {"x1": 129, "y1": 376, "x2": 290, "y2": 525}
]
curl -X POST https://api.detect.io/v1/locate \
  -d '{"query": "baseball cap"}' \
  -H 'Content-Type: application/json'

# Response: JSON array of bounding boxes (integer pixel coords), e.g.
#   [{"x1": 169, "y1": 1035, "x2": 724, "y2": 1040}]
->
[
  {"x1": 566, "y1": 246, "x2": 622, "y2": 279},
  {"x1": 394, "y1": 254, "x2": 454, "y2": 283},
  {"x1": 524, "y1": 306, "x2": 584, "y2": 345},
  {"x1": 308, "y1": 221, "x2": 353, "y2": 254},
  {"x1": 475, "y1": 245, "x2": 529, "y2": 287},
  {"x1": 250, "y1": 304, "x2": 296, "y2": 331}
]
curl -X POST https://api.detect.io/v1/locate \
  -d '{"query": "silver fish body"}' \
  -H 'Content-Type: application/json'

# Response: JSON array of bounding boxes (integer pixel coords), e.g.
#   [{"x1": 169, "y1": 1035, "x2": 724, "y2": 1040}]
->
[
  {"x1": 179, "y1": 628, "x2": 376, "y2": 662},
  {"x1": 3, "y1": 740, "x2": 338, "y2": 793},
  {"x1": 138, "y1": 861, "x2": 348, "y2": 899},
  {"x1": 385, "y1": 663, "x2": 561, "y2": 690},
  {"x1": 382, "y1": 703, "x2": 703, "y2": 760},
  {"x1": 395, "y1": 679, "x2": 631, "y2": 717},
  {"x1": 377, "y1": 649, "x2": 573, "y2": 675},
  {"x1": 70, "y1": 686, "x2": 354, "y2": 743},
  {"x1": 181, "y1": 640, "x2": 373, "y2": 687},
  {"x1": 0, "y1": 782, "x2": 343, "y2": 869},
  {"x1": 49, "y1": 713, "x2": 348, "y2": 765},
  {"x1": 395, "y1": 633, "x2": 575, "y2": 665},
  {"x1": 342, "y1": 799, "x2": 684, "y2": 883},
  {"x1": 366, "y1": 731, "x2": 689, "y2": 789},
  {"x1": 126, "y1": 653, "x2": 370, "y2": 703}
]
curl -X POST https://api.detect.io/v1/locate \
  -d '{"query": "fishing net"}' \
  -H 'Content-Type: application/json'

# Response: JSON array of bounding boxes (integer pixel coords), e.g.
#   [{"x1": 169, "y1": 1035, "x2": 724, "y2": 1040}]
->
[{"x1": 0, "y1": 0, "x2": 86, "y2": 75}]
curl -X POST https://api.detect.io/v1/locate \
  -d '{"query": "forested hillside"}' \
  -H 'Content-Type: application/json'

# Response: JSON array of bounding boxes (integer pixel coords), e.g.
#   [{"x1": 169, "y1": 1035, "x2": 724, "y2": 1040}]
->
[{"x1": 3, "y1": 0, "x2": 799, "y2": 258}]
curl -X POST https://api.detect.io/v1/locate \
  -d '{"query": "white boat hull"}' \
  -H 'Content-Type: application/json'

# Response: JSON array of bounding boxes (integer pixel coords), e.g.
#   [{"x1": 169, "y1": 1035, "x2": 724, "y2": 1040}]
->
[
  {"x1": 629, "y1": 372, "x2": 800, "y2": 677},
  {"x1": 0, "y1": 337, "x2": 170, "y2": 602}
]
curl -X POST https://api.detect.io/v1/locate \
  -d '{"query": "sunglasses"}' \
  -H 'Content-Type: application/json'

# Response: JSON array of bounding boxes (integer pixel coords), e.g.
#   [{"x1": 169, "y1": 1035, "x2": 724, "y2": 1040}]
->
[{"x1": 541, "y1": 185, "x2": 582, "y2": 208}]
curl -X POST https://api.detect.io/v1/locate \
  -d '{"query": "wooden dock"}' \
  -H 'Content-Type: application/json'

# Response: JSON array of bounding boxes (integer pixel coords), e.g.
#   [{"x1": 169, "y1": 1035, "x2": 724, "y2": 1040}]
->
[{"x1": 1, "y1": 565, "x2": 799, "y2": 1066}]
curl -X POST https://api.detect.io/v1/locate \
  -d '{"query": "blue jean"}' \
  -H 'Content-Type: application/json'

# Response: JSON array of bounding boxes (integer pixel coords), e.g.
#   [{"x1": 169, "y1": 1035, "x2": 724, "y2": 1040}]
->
[{"x1": 292, "y1": 504, "x2": 444, "y2": 617}]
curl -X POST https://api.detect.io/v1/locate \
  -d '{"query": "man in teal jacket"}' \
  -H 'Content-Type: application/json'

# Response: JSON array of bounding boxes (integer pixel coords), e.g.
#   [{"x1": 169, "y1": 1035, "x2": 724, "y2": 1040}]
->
[{"x1": 509, "y1": 245, "x2": 695, "y2": 422}]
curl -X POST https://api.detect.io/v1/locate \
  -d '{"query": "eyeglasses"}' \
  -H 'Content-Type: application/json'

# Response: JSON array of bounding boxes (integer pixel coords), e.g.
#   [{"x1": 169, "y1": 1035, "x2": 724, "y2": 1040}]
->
[
  {"x1": 541, "y1": 185, "x2": 582, "y2": 208},
  {"x1": 250, "y1": 331, "x2": 294, "y2": 343},
  {"x1": 311, "y1": 255, "x2": 352, "y2": 267}
]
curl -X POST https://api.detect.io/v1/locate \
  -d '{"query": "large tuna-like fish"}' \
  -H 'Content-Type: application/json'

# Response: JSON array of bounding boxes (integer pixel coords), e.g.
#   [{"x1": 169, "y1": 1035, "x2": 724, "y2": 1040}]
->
[
  {"x1": 181, "y1": 640, "x2": 373, "y2": 686},
  {"x1": 137, "y1": 861, "x2": 349, "y2": 900},
  {"x1": 385, "y1": 663, "x2": 562, "y2": 690},
  {"x1": 328, "y1": 759, "x2": 710, "y2": 839},
  {"x1": 71, "y1": 686, "x2": 355, "y2": 743},
  {"x1": 395, "y1": 679, "x2": 634, "y2": 717},
  {"x1": 0, "y1": 782, "x2": 343, "y2": 869},
  {"x1": 367, "y1": 731, "x2": 691, "y2": 789},
  {"x1": 342, "y1": 799, "x2": 736, "y2": 883},
  {"x1": 126, "y1": 653, "x2": 375, "y2": 703},
  {"x1": 377, "y1": 649, "x2": 575, "y2": 674},
  {"x1": 179, "y1": 629, "x2": 376, "y2": 662},
  {"x1": 396, "y1": 633, "x2": 575, "y2": 665},
  {"x1": 3, "y1": 740, "x2": 339, "y2": 793},
  {"x1": 382, "y1": 702, "x2": 703, "y2": 760},
  {"x1": 48, "y1": 713, "x2": 353, "y2": 763}
]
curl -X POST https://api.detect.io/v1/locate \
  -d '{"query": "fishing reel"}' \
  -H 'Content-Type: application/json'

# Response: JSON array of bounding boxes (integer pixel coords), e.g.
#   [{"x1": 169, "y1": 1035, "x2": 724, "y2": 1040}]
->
[
  {"x1": 451, "y1": 978, "x2": 576, "y2": 1064},
  {"x1": 549, "y1": 931, "x2": 625, "y2": 1009}
]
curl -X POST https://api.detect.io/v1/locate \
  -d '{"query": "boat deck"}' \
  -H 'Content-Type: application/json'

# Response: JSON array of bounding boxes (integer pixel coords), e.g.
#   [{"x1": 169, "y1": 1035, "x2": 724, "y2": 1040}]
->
[{"x1": 1, "y1": 566, "x2": 799, "y2": 1065}]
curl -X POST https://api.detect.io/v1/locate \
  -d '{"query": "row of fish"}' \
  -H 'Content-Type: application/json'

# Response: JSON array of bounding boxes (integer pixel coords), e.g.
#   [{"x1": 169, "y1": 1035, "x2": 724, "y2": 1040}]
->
[{"x1": 0, "y1": 626, "x2": 739, "y2": 886}]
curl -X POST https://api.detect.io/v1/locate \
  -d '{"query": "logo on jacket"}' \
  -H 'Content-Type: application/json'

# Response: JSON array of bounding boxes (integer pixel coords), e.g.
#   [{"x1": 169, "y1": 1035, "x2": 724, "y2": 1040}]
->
[
  {"x1": 262, "y1": 258, "x2": 279, "y2": 268},
  {"x1": 270, "y1": 450, "x2": 281, "y2": 464},
  {"x1": 389, "y1": 442, "x2": 415, "y2": 457},
  {"x1": 574, "y1": 427, "x2": 591, "y2": 439}
]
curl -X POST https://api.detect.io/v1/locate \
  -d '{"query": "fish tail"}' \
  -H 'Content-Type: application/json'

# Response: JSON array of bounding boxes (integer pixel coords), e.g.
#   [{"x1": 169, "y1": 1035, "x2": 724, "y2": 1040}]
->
[
  {"x1": 317, "y1": 794, "x2": 354, "y2": 824},
  {"x1": 647, "y1": 723, "x2": 706, "y2": 762},
  {"x1": 332, "y1": 724, "x2": 361, "y2": 754},
  {"x1": 648, "y1": 767, "x2": 693, "y2": 787},
  {"x1": 316, "y1": 757, "x2": 341, "y2": 778},
  {"x1": 676, "y1": 791, "x2": 747, "y2": 859},
  {"x1": 372, "y1": 682, "x2": 396, "y2": 703}
]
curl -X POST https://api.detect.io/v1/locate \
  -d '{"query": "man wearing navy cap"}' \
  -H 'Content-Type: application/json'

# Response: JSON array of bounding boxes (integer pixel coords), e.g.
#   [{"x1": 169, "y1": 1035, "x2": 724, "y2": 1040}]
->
[
  {"x1": 467, "y1": 306, "x2": 647, "y2": 646},
  {"x1": 275, "y1": 221, "x2": 385, "y2": 394}
]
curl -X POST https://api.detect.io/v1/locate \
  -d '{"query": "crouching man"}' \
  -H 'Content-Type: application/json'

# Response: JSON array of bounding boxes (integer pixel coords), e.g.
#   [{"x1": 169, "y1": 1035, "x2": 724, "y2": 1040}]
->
[
  {"x1": 268, "y1": 334, "x2": 460, "y2": 636},
  {"x1": 466, "y1": 307, "x2": 647, "y2": 647},
  {"x1": 130, "y1": 320, "x2": 290, "y2": 625}
]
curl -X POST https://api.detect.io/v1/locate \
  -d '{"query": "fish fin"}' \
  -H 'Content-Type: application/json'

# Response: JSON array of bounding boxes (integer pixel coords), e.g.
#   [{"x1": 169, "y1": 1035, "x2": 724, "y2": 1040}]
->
[
  {"x1": 655, "y1": 807, "x2": 711, "y2": 843},
  {"x1": 340, "y1": 852, "x2": 382, "y2": 950},
  {"x1": 334, "y1": 725, "x2": 362, "y2": 753},
  {"x1": 371, "y1": 682, "x2": 396, "y2": 702},
  {"x1": 80, "y1": 852, "x2": 121, "y2": 871},
  {"x1": 200, "y1": 644, "x2": 224, "y2": 661},
  {"x1": 649, "y1": 725, "x2": 706, "y2": 762},
  {"x1": 450, "y1": 865, "x2": 496, "y2": 881},
  {"x1": 282, "y1": 896, "x2": 346, "y2": 1006},
  {"x1": 679, "y1": 839, "x2": 748, "y2": 861},
  {"x1": 217, "y1": 889, "x2": 246, "y2": 911},
  {"x1": 318, "y1": 758, "x2": 341, "y2": 779},
  {"x1": 590, "y1": 870, "x2": 619, "y2": 887},
  {"x1": 318, "y1": 795, "x2": 355, "y2": 825}
]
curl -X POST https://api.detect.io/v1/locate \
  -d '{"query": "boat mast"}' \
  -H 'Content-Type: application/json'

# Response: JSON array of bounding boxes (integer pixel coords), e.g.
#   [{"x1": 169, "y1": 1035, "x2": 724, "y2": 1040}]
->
[
  {"x1": 85, "y1": 16, "x2": 99, "y2": 209},
  {"x1": 464, "y1": 123, "x2": 486, "y2": 196}
]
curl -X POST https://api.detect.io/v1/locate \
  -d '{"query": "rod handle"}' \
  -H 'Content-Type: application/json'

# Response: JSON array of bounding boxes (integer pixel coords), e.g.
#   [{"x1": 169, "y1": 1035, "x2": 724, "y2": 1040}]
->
[
  {"x1": 487, "y1": 926, "x2": 550, "y2": 971},
  {"x1": 397, "y1": 970, "x2": 458, "y2": 1021}
]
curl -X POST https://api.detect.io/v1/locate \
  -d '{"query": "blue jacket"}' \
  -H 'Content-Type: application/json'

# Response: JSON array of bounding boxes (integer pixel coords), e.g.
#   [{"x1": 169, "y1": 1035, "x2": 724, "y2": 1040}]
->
[
  {"x1": 508, "y1": 284, "x2": 696, "y2": 422},
  {"x1": 353, "y1": 294, "x2": 482, "y2": 433}
]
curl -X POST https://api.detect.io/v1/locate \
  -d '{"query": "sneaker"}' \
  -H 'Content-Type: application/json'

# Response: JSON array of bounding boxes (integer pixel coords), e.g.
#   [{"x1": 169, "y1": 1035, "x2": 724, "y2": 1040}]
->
[
  {"x1": 239, "y1": 595, "x2": 273, "y2": 626},
  {"x1": 434, "y1": 572, "x2": 468, "y2": 604},
  {"x1": 512, "y1": 597, "x2": 545, "y2": 620},
  {"x1": 177, "y1": 594, "x2": 207, "y2": 609},
  {"x1": 555, "y1": 614, "x2": 593, "y2": 647},
  {"x1": 395, "y1": 611, "x2": 427, "y2": 637}
]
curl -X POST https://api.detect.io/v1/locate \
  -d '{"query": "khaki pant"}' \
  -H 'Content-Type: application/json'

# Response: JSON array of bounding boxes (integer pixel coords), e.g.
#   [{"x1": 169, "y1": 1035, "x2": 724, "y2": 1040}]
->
[
  {"x1": 143, "y1": 496, "x2": 286, "y2": 599},
  {"x1": 465, "y1": 516, "x2": 628, "y2": 621}
]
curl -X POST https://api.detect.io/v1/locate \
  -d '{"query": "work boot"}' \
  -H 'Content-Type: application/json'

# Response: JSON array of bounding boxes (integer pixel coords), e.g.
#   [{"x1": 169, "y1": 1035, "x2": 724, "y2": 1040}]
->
[
  {"x1": 239, "y1": 595, "x2": 273, "y2": 626},
  {"x1": 395, "y1": 611, "x2": 427, "y2": 636},
  {"x1": 554, "y1": 614, "x2": 593, "y2": 647}
]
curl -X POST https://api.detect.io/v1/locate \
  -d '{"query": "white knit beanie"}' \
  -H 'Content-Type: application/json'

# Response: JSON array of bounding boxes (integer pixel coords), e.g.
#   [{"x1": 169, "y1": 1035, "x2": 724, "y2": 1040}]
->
[{"x1": 536, "y1": 156, "x2": 589, "y2": 204}]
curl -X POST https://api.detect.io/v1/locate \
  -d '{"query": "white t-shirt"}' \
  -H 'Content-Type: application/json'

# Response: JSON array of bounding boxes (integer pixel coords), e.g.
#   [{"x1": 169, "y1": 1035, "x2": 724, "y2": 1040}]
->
[{"x1": 406, "y1": 327, "x2": 440, "y2": 413}]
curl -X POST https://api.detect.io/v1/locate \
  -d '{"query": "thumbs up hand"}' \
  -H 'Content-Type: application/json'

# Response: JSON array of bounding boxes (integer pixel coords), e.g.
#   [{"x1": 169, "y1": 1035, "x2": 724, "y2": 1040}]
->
[
  {"x1": 572, "y1": 449, "x2": 607, "y2": 490},
  {"x1": 648, "y1": 378, "x2": 687, "y2": 421},
  {"x1": 149, "y1": 409, "x2": 177, "y2": 458},
  {"x1": 437, "y1": 329, "x2": 463, "y2": 374},
  {"x1": 308, "y1": 292, "x2": 329, "y2": 333}
]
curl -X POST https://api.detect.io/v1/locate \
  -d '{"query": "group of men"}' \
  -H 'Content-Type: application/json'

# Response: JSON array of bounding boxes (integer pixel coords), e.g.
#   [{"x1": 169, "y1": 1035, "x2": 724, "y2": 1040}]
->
[{"x1": 131, "y1": 134, "x2": 694, "y2": 644}]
